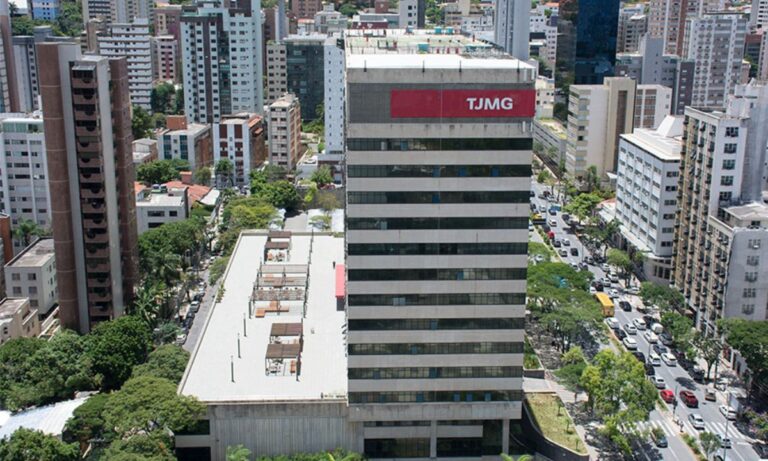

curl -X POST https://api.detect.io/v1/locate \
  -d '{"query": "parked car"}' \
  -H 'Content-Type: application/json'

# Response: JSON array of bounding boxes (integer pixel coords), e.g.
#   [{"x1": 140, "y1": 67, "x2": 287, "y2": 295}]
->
[
  {"x1": 589, "y1": 286, "x2": 597, "y2": 295},
  {"x1": 609, "y1": 273, "x2": 620, "y2": 283},
  {"x1": 602, "y1": 263, "x2": 611, "y2": 272},
  {"x1": 662, "y1": 352, "x2": 678, "y2": 366},
  {"x1": 624, "y1": 323, "x2": 638, "y2": 335},
  {"x1": 719, "y1": 405, "x2": 737, "y2": 420},
  {"x1": 652, "y1": 430, "x2": 668, "y2": 448},
  {"x1": 643, "y1": 331, "x2": 659, "y2": 344},
  {"x1": 189, "y1": 300, "x2": 201, "y2": 313},
  {"x1": 559, "y1": 249, "x2": 568, "y2": 257},
  {"x1": 633, "y1": 318, "x2": 647, "y2": 330},
  {"x1": 650, "y1": 376, "x2": 666, "y2": 389},
  {"x1": 660, "y1": 333, "x2": 674, "y2": 346},
  {"x1": 604, "y1": 317, "x2": 620, "y2": 330},
  {"x1": 692, "y1": 366, "x2": 706, "y2": 382},
  {"x1": 680, "y1": 390, "x2": 699, "y2": 408},
  {"x1": 653, "y1": 344, "x2": 669, "y2": 355},
  {"x1": 609, "y1": 289, "x2": 620, "y2": 298},
  {"x1": 688, "y1": 413, "x2": 705, "y2": 430},
  {"x1": 549, "y1": 219, "x2": 557, "y2": 227},
  {"x1": 175, "y1": 334, "x2": 187, "y2": 346},
  {"x1": 648, "y1": 352, "x2": 662, "y2": 366},
  {"x1": 631, "y1": 351, "x2": 646, "y2": 362},
  {"x1": 585, "y1": 256, "x2": 594, "y2": 264},
  {"x1": 660, "y1": 389, "x2": 675, "y2": 404},
  {"x1": 623, "y1": 337, "x2": 638, "y2": 350},
  {"x1": 644, "y1": 362, "x2": 655, "y2": 375},
  {"x1": 548, "y1": 208, "x2": 557, "y2": 216},
  {"x1": 619, "y1": 300, "x2": 632, "y2": 312},
  {"x1": 553, "y1": 239, "x2": 562, "y2": 247},
  {"x1": 650, "y1": 323, "x2": 664, "y2": 334},
  {"x1": 562, "y1": 238, "x2": 570, "y2": 246},
  {"x1": 570, "y1": 248, "x2": 579, "y2": 256},
  {"x1": 705, "y1": 386, "x2": 717, "y2": 401},
  {"x1": 615, "y1": 329, "x2": 627, "y2": 340}
]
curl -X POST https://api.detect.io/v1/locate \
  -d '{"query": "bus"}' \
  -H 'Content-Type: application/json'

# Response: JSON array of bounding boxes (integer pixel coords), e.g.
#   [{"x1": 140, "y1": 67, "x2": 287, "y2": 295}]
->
[{"x1": 595, "y1": 292, "x2": 614, "y2": 317}]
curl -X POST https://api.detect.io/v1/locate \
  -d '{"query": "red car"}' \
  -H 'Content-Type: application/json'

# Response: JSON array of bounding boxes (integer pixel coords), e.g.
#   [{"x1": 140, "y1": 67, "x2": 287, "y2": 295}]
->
[
  {"x1": 660, "y1": 389, "x2": 675, "y2": 404},
  {"x1": 679, "y1": 390, "x2": 699, "y2": 407}
]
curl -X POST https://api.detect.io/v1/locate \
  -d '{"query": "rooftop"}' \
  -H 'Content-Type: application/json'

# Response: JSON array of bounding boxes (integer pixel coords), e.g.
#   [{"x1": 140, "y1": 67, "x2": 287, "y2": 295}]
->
[
  {"x1": 620, "y1": 116, "x2": 683, "y2": 161},
  {"x1": 164, "y1": 180, "x2": 211, "y2": 204},
  {"x1": 6, "y1": 238, "x2": 54, "y2": 268},
  {"x1": 0, "y1": 396, "x2": 91, "y2": 439},
  {"x1": 0, "y1": 299, "x2": 29, "y2": 319},
  {"x1": 159, "y1": 123, "x2": 209, "y2": 136},
  {"x1": 136, "y1": 188, "x2": 187, "y2": 207},
  {"x1": 179, "y1": 231, "x2": 346, "y2": 403},
  {"x1": 723, "y1": 202, "x2": 768, "y2": 222}
]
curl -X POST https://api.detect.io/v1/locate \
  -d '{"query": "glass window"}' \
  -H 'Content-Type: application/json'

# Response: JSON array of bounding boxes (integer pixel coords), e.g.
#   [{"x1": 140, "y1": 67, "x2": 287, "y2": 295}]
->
[
  {"x1": 346, "y1": 138, "x2": 532, "y2": 151},
  {"x1": 348, "y1": 268, "x2": 527, "y2": 281},
  {"x1": 348, "y1": 342, "x2": 523, "y2": 355},
  {"x1": 347, "y1": 217, "x2": 527, "y2": 230},
  {"x1": 348, "y1": 293, "x2": 526, "y2": 307},
  {"x1": 348, "y1": 318, "x2": 525, "y2": 330},
  {"x1": 348, "y1": 191, "x2": 530, "y2": 204},
  {"x1": 347, "y1": 242, "x2": 527, "y2": 256}
]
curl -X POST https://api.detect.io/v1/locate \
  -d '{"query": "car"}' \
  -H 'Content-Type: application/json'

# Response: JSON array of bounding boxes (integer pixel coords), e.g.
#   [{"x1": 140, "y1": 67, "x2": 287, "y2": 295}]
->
[
  {"x1": 562, "y1": 238, "x2": 571, "y2": 246},
  {"x1": 559, "y1": 249, "x2": 568, "y2": 257},
  {"x1": 175, "y1": 333, "x2": 187, "y2": 346},
  {"x1": 609, "y1": 289, "x2": 620, "y2": 298},
  {"x1": 624, "y1": 323, "x2": 637, "y2": 335},
  {"x1": 601, "y1": 276, "x2": 613, "y2": 286},
  {"x1": 719, "y1": 405, "x2": 737, "y2": 420},
  {"x1": 623, "y1": 337, "x2": 638, "y2": 350},
  {"x1": 619, "y1": 300, "x2": 632, "y2": 312},
  {"x1": 631, "y1": 351, "x2": 646, "y2": 362},
  {"x1": 530, "y1": 203, "x2": 538, "y2": 211},
  {"x1": 609, "y1": 273, "x2": 620, "y2": 283},
  {"x1": 660, "y1": 333, "x2": 674, "y2": 346},
  {"x1": 625, "y1": 286, "x2": 641, "y2": 295},
  {"x1": 593, "y1": 281, "x2": 604, "y2": 291},
  {"x1": 660, "y1": 389, "x2": 675, "y2": 404},
  {"x1": 680, "y1": 390, "x2": 699, "y2": 408},
  {"x1": 589, "y1": 286, "x2": 597, "y2": 295},
  {"x1": 648, "y1": 352, "x2": 662, "y2": 366},
  {"x1": 529, "y1": 223, "x2": 534, "y2": 231},
  {"x1": 570, "y1": 262, "x2": 579, "y2": 270},
  {"x1": 650, "y1": 376, "x2": 666, "y2": 389},
  {"x1": 539, "y1": 205, "x2": 548, "y2": 212},
  {"x1": 578, "y1": 262, "x2": 588, "y2": 271},
  {"x1": 548, "y1": 208, "x2": 557, "y2": 216},
  {"x1": 549, "y1": 219, "x2": 557, "y2": 227},
  {"x1": 650, "y1": 322, "x2": 664, "y2": 334},
  {"x1": 585, "y1": 256, "x2": 594, "y2": 264},
  {"x1": 189, "y1": 300, "x2": 201, "y2": 313},
  {"x1": 553, "y1": 239, "x2": 562, "y2": 247},
  {"x1": 705, "y1": 386, "x2": 717, "y2": 401},
  {"x1": 194, "y1": 291, "x2": 205, "y2": 301},
  {"x1": 643, "y1": 331, "x2": 659, "y2": 344},
  {"x1": 615, "y1": 329, "x2": 627, "y2": 340},
  {"x1": 644, "y1": 362, "x2": 655, "y2": 375},
  {"x1": 651, "y1": 430, "x2": 668, "y2": 448},
  {"x1": 718, "y1": 435, "x2": 732, "y2": 449},
  {"x1": 604, "y1": 317, "x2": 620, "y2": 330},
  {"x1": 662, "y1": 352, "x2": 677, "y2": 366},
  {"x1": 633, "y1": 318, "x2": 647, "y2": 330},
  {"x1": 562, "y1": 213, "x2": 570, "y2": 221},
  {"x1": 642, "y1": 314, "x2": 656, "y2": 326},
  {"x1": 570, "y1": 248, "x2": 579, "y2": 256},
  {"x1": 602, "y1": 263, "x2": 611, "y2": 272},
  {"x1": 530, "y1": 190, "x2": 536, "y2": 197},
  {"x1": 534, "y1": 254, "x2": 545, "y2": 263},
  {"x1": 688, "y1": 413, "x2": 705, "y2": 430},
  {"x1": 653, "y1": 344, "x2": 668, "y2": 355},
  {"x1": 208, "y1": 256, "x2": 216, "y2": 264}
]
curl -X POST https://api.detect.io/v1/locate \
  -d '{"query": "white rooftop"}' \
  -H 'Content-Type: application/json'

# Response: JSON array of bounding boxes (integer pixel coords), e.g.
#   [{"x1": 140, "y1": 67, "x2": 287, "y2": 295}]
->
[
  {"x1": 620, "y1": 116, "x2": 683, "y2": 162},
  {"x1": 136, "y1": 190, "x2": 186, "y2": 207},
  {"x1": 179, "y1": 232, "x2": 347, "y2": 402},
  {"x1": 0, "y1": 396, "x2": 91, "y2": 439},
  {"x1": 346, "y1": 53, "x2": 535, "y2": 70}
]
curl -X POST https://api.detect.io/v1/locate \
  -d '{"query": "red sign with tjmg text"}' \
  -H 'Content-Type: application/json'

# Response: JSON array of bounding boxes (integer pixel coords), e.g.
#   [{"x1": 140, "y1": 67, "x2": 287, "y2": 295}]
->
[{"x1": 390, "y1": 89, "x2": 536, "y2": 119}]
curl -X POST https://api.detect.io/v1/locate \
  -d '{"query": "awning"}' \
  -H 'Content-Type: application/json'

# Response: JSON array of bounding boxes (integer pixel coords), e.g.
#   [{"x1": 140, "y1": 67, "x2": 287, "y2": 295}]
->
[
  {"x1": 270, "y1": 323, "x2": 302, "y2": 337},
  {"x1": 265, "y1": 241, "x2": 290, "y2": 250},
  {"x1": 335, "y1": 263, "x2": 345, "y2": 298},
  {"x1": 266, "y1": 343, "x2": 301, "y2": 359},
  {"x1": 268, "y1": 231, "x2": 292, "y2": 239}
]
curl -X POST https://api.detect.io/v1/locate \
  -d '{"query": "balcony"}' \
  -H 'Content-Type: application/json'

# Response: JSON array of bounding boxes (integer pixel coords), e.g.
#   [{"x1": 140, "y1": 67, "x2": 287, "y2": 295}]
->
[
  {"x1": 85, "y1": 261, "x2": 110, "y2": 273},
  {"x1": 80, "y1": 187, "x2": 104, "y2": 199},
  {"x1": 79, "y1": 171, "x2": 104, "y2": 184},
  {"x1": 77, "y1": 154, "x2": 100, "y2": 168},
  {"x1": 71, "y1": 76, "x2": 96, "y2": 89},
  {"x1": 84, "y1": 231, "x2": 109, "y2": 244},
  {"x1": 83, "y1": 217, "x2": 106, "y2": 229},
  {"x1": 89, "y1": 305, "x2": 113, "y2": 319},
  {"x1": 75, "y1": 125, "x2": 97, "y2": 137},
  {"x1": 76, "y1": 140, "x2": 101, "y2": 153},
  {"x1": 87, "y1": 275, "x2": 111, "y2": 288},
  {"x1": 85, "y1": 244, "x2": 109, "y2": 258},
  {"x1": 88, "y1": 291, "x2": 112, "y2": 303},
  {"x1": 72, "y1": 93, "x2": 95, "y2": 105},
  {"x1": 81, "y1": 200, "x2": 104, "y2": 214}
]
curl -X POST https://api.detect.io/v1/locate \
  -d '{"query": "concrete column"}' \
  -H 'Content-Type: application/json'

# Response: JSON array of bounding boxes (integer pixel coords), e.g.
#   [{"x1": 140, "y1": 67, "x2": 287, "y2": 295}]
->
[
  {"x1": 430, "y1": 420, "x2": 437, "y2": 458},
  {"x1": 502, "y1": 419, "x2": 510, "y2": 454}
]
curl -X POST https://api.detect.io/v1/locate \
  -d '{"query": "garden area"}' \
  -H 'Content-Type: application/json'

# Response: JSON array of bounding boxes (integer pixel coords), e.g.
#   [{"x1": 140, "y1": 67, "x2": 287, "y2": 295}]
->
[{"x1": 526, "y1": 393, "x2": 587, "y2": 456}]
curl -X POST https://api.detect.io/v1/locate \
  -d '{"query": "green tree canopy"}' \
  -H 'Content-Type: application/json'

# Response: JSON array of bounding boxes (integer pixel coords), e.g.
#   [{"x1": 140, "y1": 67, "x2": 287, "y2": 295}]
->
[
  {"x1": 698, "y1": 431, "x2": 720, "y2": 458},
  {"x1": 13, "y1": 218, "x2": 45, "y2": 247},
  {"x1": 132, "y1": 344, "x2": 190, "y2": 384},
  {"x1": 194, "y1": 166, "x2": 212, "y2": 185},
  {"x1": 606, "y1": 249, "x2": 632, "y2": 284},
  {"x1": 0, "y1": 428, "x2": 79, "y2": 461},
  {"x1": 102, "y1": 376, "x2": 205, "y2": 437},
  {"x1": 137, "y1": 159, "x2": 190, "y2": 185},
  {"x1": 64, "y1": 393, "x2": 110, "y2": 448},
  {"x1": 660, "y1": 311, "x2": 694, "y2": 347},
  {"x1": 639, "y1": 282, "x2": 686, "y2": 312},
  {"x1": 310, "y1": 165, "x2": 333, "y2": 187},
  {"x1": 720, "y1": 319, "x2": 768, "y2": 393},
  {"x1": 132, "y1": 105, "x2": 153, "y2": 140},
  {"x1": 563, "y1": 193, "x2": 603, "y2": 223},
  {"x1": 101, "y1": 430, "x2": 177, "y2": 461},
  {"x1": 151, "y1": 83, "x2": 176, "y2": 114},
  {"x1": 260, "y1": 180, "x2": 300, "y2": 210},
  {"x1": 86, "y1": 316, "x2": 152, "y2": 391}
]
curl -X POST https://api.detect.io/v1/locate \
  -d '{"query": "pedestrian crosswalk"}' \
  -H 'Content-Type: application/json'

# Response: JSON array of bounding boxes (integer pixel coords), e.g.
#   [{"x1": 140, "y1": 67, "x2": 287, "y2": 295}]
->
[{"x1": 637, "y1": 418, "x2": 749, "y2": 440}]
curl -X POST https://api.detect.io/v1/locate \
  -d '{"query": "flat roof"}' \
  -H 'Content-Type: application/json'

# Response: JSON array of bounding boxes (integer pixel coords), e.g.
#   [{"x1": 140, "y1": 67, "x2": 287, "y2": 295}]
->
[
  {"x1": 0, "y1": 299, "x2": 29, "y2": 318},
  {"x1": 6, "y1": 238, "x2": 54, "y2": 268},
  {"x1": 346, "y1": 53, "x2": 535, "y2": 70},
  {"x1": 723, "y1": 202, "x2": 768, "y2": 221},
  {"x1": 136, "y1": 190, "x2": 186, "y2": 207},
  {"x1": 620, "y1": 129, "x2": 682, "y2": 162},
  {"x1": 179, "y1": 232, "x2": 347, "y2": 402}
]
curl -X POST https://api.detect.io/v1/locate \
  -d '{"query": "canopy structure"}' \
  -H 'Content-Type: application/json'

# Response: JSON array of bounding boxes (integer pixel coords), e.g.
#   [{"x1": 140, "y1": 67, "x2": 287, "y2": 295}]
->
[
  {"x1": 335, "y1": 264, "x2": 345, "y2": 299},
  {"x1": 270, "y1": 322, "x2": 302, "y2": 338}
]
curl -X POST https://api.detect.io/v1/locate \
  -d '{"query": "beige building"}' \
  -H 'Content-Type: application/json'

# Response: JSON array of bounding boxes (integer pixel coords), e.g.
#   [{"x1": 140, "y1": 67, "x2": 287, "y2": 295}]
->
[
  {"x1": 4, "y1": 238, "x2": 57, "y2": 315},
  {"x1": 268, "y1": 94, "x2": 302, "y2": 170},
  {"x1": 265, "y1": 42, "x2": 287, "y2": 104},
  {"x1": 0, "y1": 297, "x2": 39, "y2": 345},
  {"x1": 634, "y1": 84, "x2": 672, "y2": 129}
]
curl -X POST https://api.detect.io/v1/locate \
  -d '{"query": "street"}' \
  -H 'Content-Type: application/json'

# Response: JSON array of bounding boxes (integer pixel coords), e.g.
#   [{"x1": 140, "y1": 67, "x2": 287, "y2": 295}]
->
[{"x1": 529, "y1": 179, "x2": 760, "y2": 461}]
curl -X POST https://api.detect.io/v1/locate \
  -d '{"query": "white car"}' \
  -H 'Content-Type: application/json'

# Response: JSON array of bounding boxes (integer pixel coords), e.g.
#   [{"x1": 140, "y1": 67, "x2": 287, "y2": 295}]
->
[
  {"x1": 549, "y1": 219, "x2": 557, "y2": 227},
  {"x1": 648, "y1": 352, "x2": 662, "y2": 366},
  {"x1": 604, "y1": 317, "x2": 620, "y2": 330},
  {"x1": 624, "y1": 323, "x2": 637, "y2": 335},
  {"x1": 623, "y1": 337, "x2": 638, "y2": 350},
  {"x1": 719, "y1": 405, "x2": 737, "y2": 420},
  {"x1": 609, "y1": 273, "x2": 620, "y2": 283},
  {"x1": 589, "y1": 286, "x2": 597, "y2": 295},
  {"x1": 688, "y1": 413, "x2": 706, "y2": 430},
  {"x1": 562, "y1": 238, "x2": 571, "y2": 246},
  {"x1": 633, "y1": 318, "x2": 647, "y2": 330},
  {"x1": 175, "y1": 333, "x2": 187, "y2": 346},
  {"x1": 661, "y1": 352, "x2": 677, "y2": 366},
  {"x1": 650, "y1": 376, "x2": 666, "y2": 389},
  {"x1": 643, "y1": 331, "x2": 659, "y2": 344},
  {"x1": 602, "y1": 263, "x2": 611, "y2": 272},
  {"x1": 718, "y1": 434, "x2": 732, "y2": 449},
  {"x1": 609, "y1": 289, "x2": 620, "y2": 298}
]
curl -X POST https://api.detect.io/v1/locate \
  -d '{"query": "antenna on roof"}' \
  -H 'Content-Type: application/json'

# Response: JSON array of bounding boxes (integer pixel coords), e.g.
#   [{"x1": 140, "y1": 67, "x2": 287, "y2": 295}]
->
[
  {"x1": 237, "y1": 333, "x2": 241, "y2": 358},
  {"x1": 459, "y1": 60, "x2": 462, "y2": 73},
  {"x1": 422, "y1": 60, "x2": 425, "y2": 73}
]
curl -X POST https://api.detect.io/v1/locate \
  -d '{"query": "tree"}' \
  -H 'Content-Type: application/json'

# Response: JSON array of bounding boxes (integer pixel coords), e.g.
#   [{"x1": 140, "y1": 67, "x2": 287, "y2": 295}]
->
[
  {"x1": 209, "y1": 256, "x2": 229, "y2": 284},
  {"x1": 0, "y1": 337, "x2": 45, "y2": 409},
  {"x1": 309, "y1": 214, "x2": 332, "y2": 230},
  {"x1": 128, "y1": 282, "x2": 161, "y2": 328},
  {"x1": 536, "y1": 169, "x2": 551, "y2": 184},
  {"x1": 694, "y1": 333, "x2": 724, "y2": 381},
  {"x1": 310, "y1": 165, "x2": 333, "y2": 187},
  {"x1": 102, "y1": 375, "x2": 205, "y2": 437},
  {"x1": 86, "y1": 316, "x2": 152, "y2": 391},
  {"x1": 101, "y1": 430, "x2": 176, "y2": 461},
  {"x1": 528, "y1": 242, "x2": 551, "y2": 263},
  {"x1": 606, "y1": 249, "x2": 632, "y2": 284},
  {"x1": 580, "y1": 350, "x2": 658, "y2": 454},
  {"x1": 720, "y1": 319, "x2": 768, "y2": 397},
  {"x1": 151, "y1": 83, "x2": 176, "y2": 113},
  {"x1": 137, "y1": 160, "x2": 183, "y2": 184},
  {"x1": 132, "y1": 344, "x2": 190, "y2": 384},
  {"x1": 13, "y1": 218, "x2": 44, "y2": 247},
  {"x1": 339, "y1": 3, "x2": 358, "y2": 16},
  {"x1": 316, "y1": 191, "x2": 340, "y2": 213},
  {"x1": 227, "y1": 445, "x2": 252, "y2": 461},
  {"x1": 132, "y1": 105, "x2": 153, "y2": 140},
  {"x1": 215, "y1": 159, "x2": 235, "y2": 188},
  {"x1": 0, "y1": 428, "x2": 79, "y2": 461},
  {"x1": 194, "y1": 166, "x2": 212, "y2": 186},
  {"x1": 64, "y1": 393, "x2": 110, "y2": 450},
  {"x1": 562, "y1": 346, "x2": 585, "y2": 365},
  {"x1": 583, "y1": 165, "x2": 600, "y2": 192},
  {"x1": 262, "y1": 181, "x2": 300, "y2": 210},
  {"x1": 54, "y1": 1, "x2": 83, "y2": 37},
  {"x1": 174, "y1": 87, "x2": 185, "y2": 114},
  {"x1": 699, "y1": 431, "x2": 720, "y2": 459},
  {"x1": 660, "y1": 312, "x2": 694, "y2": 347},
  {"x1": 11, "y1": 15, "x2": 41, "y2": 36},
  {"x1": 563, "y1": 193, "x2": 602, "y2": 224},
  {"x1": 639, "y1": 282, "x2": 686, "y2": 312}
]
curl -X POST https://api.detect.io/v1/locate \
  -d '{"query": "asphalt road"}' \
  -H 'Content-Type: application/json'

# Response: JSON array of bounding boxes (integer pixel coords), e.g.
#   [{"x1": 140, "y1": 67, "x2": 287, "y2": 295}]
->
[{"x1": 530, "y1": 179, "x2": 759, "y2": 461}]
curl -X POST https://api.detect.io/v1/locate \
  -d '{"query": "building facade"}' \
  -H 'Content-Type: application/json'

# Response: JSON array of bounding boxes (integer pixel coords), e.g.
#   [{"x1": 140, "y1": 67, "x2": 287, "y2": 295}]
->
[
  {"x1": 617, "y1": 5, "x2": 646, "y2": 53},
  {"x1": 157, "y1": 116, "x2": 213, "y2": 172},
  {"x1": 135, "y1": 185, "x2": 189, "y2": 234},
  {"x1": 181, "y1": 0, "x2": 263, "y2": 124},
  {"x1": 398, "y1": 0, "x2": 426, "y2": 27},
  {"x1": 12, "y1": 26, "x2": 66, "y2": 112},
  {"x1": 30, "y1": 0, "x2": 60, "y2": 21},
  {"x1": 344, "y1": 31, "x2": 532, "y2": 456},
  {"x1": 4, "y1": 237, "x2": 57, "y2": 315},
  {"x1": 38, "y1": 44, "x2": 139, "y2": 333},
  {"x1": 648, "y1": 0, "x2": 720, "y2": 55},
  {"x1": 153, "y1": 35, "x2": 178, "y2": 83},
  {"x1": 266, "y1": 42, "x2": 288, "y2": 104},
  {"x1": 285, "y1": 35, "x2": 326, "y2": 121},
  {"x1": 324, "y1": 37, "x2": 345, "y2": 156},
  {"x1": 635, "y1": 84, "x2": 672, "y2": 129},
  {"x1": 97, "y1": 19, "x2": 153, "y2": 109},
  {"x1": 154, "y1": 3, "x2": 183, "y2": 40},
  {"x1": 212, "y1": 113, "x2": 267, "y2": 187},
  {"x1": 0, "y1": 298, "x2": 39, "y2": 345},
  {"x1": 268, "y1": 94, "x2": 301, "y2": 170},
  {"x1": 291, "y1": 0, "x2": 321, "y2": 19},
  {"x1": 494, "y1": 0, "x2": 530, "y2": 59}
]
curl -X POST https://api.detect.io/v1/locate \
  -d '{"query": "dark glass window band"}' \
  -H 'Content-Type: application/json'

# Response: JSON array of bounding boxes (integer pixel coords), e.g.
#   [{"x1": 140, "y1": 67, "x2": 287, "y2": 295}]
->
[
  {"x1": 347, "y1": 217, "x2": 528, "y2": 230},
  {"x1": 348, "y1": 342, "x2": 524, "y2": 355},
  {"x1": 347, "y1": 138, "x2": 532, "y2": 151},
  {"x1": 348, "y1": 318, "x2": 525, "y2": 331},
  {"x1": 349, "y1": 390, "x2": 523, "y2": 404},
  {"x1": 348, "y1": 191, "x2": 530, "y2": 204},
  {"x1": 347, "y1": 242, "x2": 528, "y2": 256},
  {"x1": 348, "y1": 292, "x2": 526, "y2": 306},
  {"x1": 348, "y1": 366, "x2": 523, "y2": 379},
  {"x1": 348, "y1": 268, "x2": 527, "y2": 281},
  {"x1": 347, "y1": 164, "x2": 532, "y2": 178}
]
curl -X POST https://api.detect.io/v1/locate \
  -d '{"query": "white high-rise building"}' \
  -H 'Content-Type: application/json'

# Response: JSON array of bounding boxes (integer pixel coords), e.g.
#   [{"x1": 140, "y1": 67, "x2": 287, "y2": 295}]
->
[
  {"x1": 398, "y1": 0, "x2": 425, "y2": 27},
  {"x1": 495, "y1": 0, "x2": 530, "y2": 60},
  {"x1": 617, "y1": 4, "x2": 647, "y2": 53},
  {"x1": 635, "y1": 84, "x2": 673, "y2": 129},
  {"x1": 752, "y1": 0, "x2": 768, "y2": 30},
  {"x1": 323, "y1": 36, "x2": 344, "y2": 157},
  {"x1": 0, "y1": 113, "x2": 50, "y2": 252},
  {"x1": 97, "y1": 19, "x2": 153, "y2": 109},
  {"x1": 683, "y1": 13, "x2": 747, "y2": 109},
  {"x1": 529, "y1": 10, "x2": 556, "y2": 64},
  {"x1": 181, "y1": 0, "x2": 263, "y2": 124},
  {"x1": 648, "y1": 0, "x2": 722, "y2": 55}
]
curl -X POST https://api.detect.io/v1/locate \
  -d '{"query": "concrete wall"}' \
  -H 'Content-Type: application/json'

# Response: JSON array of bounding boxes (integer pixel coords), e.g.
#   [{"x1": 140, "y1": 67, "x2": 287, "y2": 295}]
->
[{"x1": 521, "y1": 399, "x2": 589, "y2": 461}]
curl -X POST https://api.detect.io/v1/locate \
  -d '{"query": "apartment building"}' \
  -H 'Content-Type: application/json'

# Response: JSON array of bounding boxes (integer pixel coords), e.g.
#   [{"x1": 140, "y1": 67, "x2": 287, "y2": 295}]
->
[
  {"x1": 753, "y1": 0, "x2": 768, "y2": 30},
  {"x1": 399, "y1": 0, "x2": 426, "y2": 28},
  {"x1": 212, "y1": 113, "x2": 267, "y2": 187},
  {"x1": 157, "y1": 116, "x2": 213, "y2": 172},
  {"x1": 12, "y1": 26, "x2": 61, "y2": 112},
  {"x1": 0, "y1": 113, "x2": 51, "y2": 253},
  {"x1": 284, "y1": 35, "x2": 326, "y2": 121},
  {"x1": 38, "y1": 43, "x2": 138, "y2": 333},
  {"x1": 635, "y1": 84, "x2": 672, "y2": 129},
  {"x1": 683, "y1": 13, "x2": 747, "y2": 110},
  {"x1": 0, "y1": 0, "x2": 17, "y2": 113},
  {"x1": 266, "y1": 42, "x2": 288, "y2": 104},
  {"x1": 648, "y1": 0, "x2": 720, "y2": 55},
  {"x1": 97, "y1": 19, "x2": 153, "y2": 109},
  {"x1": 528, "y1": 10, "x2": 557, "y2": 64},
  {"x1": 617, "y1": 5, "x2": 647, "y2": 53},
  {"x1": 132, "y1": 138, "x2": 158, "y2": 166},
  {"x1": 154, "y1": 3, "x2": 183, "y2": 40},
  {"x1": 31, "y1": 0, "x2": 60, "y2": 20},
  {"x1": 0, "y1": 298, "x2": 39, "y2": 345},
  {"x1": 135, "y1": 185, "x2": 189, "y2": 234},
  {"x1": 152, "y1": 35, "x2": 178, "y2": 83},
  {"x1": 615, "y1": 116, "x2": 683, "y2": 284},
  {"x1": 324, "y1": 37, "x2": 345, "y2": 157},
  {"x1": 4, "y1": 237, "x2": 57, "y2": 314},
  {"x1": 268, "y1": 94, "x2": 301, "y2": 170},
  {"x1": 83, "y1": 0, "x2": 150, "y2": 23},
  {"x1": 291, "y1": 0, "x2": 321, "y2": 18},
  {"x1": 314, "y1": 4, "x2": 347, "y2": 34},
  {"x1": 181, "y1": 0, "x2": 263, "y2": 124},
  {"x1": 494, "y1": 0, "x2": 530, "y2": 59},
  {"x1": 345, "y1": 30, "x2": 532, "y2": 456},
  {"x1": 536, "y1": 76, "x2": 555, "y2": 119}
]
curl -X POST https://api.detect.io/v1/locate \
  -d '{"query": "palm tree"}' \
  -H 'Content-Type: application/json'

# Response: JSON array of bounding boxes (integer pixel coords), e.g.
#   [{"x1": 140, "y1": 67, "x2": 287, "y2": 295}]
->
[
  {"x1": 215, "y1": 159, "x2": 234, "y2": 188},
  {"x1": 151, "y1": 252, "x2": 183, "y2": 286},
  {"x1": 13, "y1": 219, "x2": 44, "y2": 247},
  {"x1": 128, "y1": 283, "x2": 160, "y2": 328},
  {"x1": 500, "y1": 454, "x2": 534, "y2": 461}
]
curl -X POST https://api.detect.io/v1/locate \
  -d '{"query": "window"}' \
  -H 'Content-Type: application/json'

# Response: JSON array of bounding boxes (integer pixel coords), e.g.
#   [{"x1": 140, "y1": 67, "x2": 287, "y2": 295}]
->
[
  {"x1": 348, "y1": 217, "x2": 527, "y2": 231},
  {"x1": 348, "y1": 242, "x2": 527, "y2": 256},
  {"x1": 347, "y1": 138, "x2": 532, "y2": 151},
  {"x1": 720, "y1": 176, "x2": 734, "y2": 186},
  {"x1": 11, "y1": 273, "x2": 19, "y2": 281},
  {"x1": 350, "y1": 390, "x2": 522, "y2": 404},
  {"x1": 725, "y1": 127, "x2": 739, "y2": 137},
  {"x1": 747, "y1": 255, "x2": 760, "y2": 266},
  {"x1": 743, "y1": 288, "x2": 757, "y2": 298},
  {"x1": 664, "y1": 200, "x2": 677, "y2": 206},
  {"x1": 348, "y1": 191, "x2": 530, "y2": 204},
  {"x1": 742, "y1": 304, "x2": 755, "y2": 315},
  {"x1": 348, "y1": 366, "x2": 522, "y2": 379},
  {"x1": 722, "y1": 159, "x2": 736, "y2": 170},
  {"x1": 12, "y1": 287, "x2": 21, "y2": 295},
  {"x1": 348, "y1": 268, "x2": 527, "y2": 281},
  {"x1": 745, "y1": 272, "x2": 758, "y2": 282},
  {"x1": 27, "y1": 273, "x2": 36, "y2": 281},
  {"x1": 719, "y1": 192, "x2": 732, "y2": 202},
  {"x1": 28, "y1": 286, "x2": 37, "y2": 295},
  {"x1": 749, "y1": 239, "x2": 762, "y2": 249},
  {"x1": 349, "y1": 293, "x2": 525, "y2": 307},
  {"x1": 347, "y1": 164, "x2": 531, "y2": 178},
  {"x1": 348, "y1": 342, "x2": 523, "y2": 355}
]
